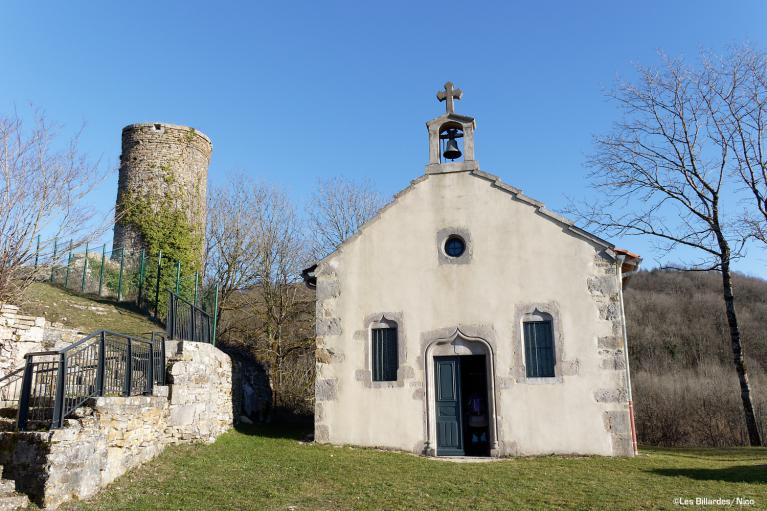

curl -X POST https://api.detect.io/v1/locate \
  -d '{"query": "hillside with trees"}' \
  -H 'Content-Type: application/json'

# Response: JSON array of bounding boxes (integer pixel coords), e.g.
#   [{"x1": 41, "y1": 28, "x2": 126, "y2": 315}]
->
[{"x1": 625, "y1": 269, "x2": 767, "y2": 446}]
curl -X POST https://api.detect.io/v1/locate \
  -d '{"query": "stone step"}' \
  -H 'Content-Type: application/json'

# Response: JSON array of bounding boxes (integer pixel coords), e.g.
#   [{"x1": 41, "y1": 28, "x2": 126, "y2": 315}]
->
[
  {"x1": 0, "y1": 477, "x2": 29, "y2": 511},
  {"x1": 0, "y1": 493, "x2": 29, "y2": 511}
]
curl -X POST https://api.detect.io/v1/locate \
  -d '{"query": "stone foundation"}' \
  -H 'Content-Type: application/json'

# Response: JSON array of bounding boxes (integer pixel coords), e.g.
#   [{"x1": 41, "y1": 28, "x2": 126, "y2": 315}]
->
[{"x1": 0, "y1": 341, "x2": 233, "y2": 509}]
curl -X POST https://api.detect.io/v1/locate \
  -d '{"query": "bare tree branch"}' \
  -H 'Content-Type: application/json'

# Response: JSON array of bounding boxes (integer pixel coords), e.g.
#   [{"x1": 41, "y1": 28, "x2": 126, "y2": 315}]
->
[
  {"x1": 568, "y1": 48, "x2": 763, "y2": 446},
  {"x1": 305, "y1": 176, "x2": 384, "y2": 261},
  {"x1": 0, "y1": 110, "x2": 104, "y2": 303}
]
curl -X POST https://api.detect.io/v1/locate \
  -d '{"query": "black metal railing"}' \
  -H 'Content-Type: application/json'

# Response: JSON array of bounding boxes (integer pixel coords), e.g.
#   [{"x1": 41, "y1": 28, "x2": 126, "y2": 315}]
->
[
  {"x1": 0, "y1": 367, "x2": 25, "y2": 423},
  {"x1": 16, "y1": 330, "x2": 166, "y2": 431},
  {"x1": 166, "y1": 289, "x2": 213, "y2": 343}
]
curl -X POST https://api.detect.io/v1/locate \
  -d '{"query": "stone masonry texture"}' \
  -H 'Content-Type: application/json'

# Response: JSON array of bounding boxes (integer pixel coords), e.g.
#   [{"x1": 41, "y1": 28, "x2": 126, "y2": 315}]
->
[
  {"x1": 0, "y1": 340, "x2": 233, "y2": 509},
  {"x1": 112, "y1": 123, "x2": 212, "y2": 265},
  {"x1": 0, "y1": 305, "x2": 81, "y2": 379}
]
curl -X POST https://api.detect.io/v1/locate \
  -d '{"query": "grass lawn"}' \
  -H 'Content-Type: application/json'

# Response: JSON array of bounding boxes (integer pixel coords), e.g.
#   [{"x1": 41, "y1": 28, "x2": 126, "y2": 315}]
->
[
  {"x1": 19, "y1": 282, "x2": 161, "y2": 336},
  {"x1": 58, "y1": 424, "x2": 766, "y2": 511}
]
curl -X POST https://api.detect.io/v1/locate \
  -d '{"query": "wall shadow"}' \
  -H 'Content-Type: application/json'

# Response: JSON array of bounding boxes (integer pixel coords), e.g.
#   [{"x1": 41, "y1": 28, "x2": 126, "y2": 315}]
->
[
  {"x1": 649, "y1": 465, "x2": 767, "y2": 484},
  {"x1": 234, "y1": 421, "x2": 313, "y2": 441}
]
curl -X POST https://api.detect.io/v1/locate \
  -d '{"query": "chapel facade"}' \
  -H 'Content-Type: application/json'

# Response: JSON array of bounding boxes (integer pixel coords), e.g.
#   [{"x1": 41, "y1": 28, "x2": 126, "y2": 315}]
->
[{"x1": 304, "y1": 83, "x2": 641, "y2": 457}]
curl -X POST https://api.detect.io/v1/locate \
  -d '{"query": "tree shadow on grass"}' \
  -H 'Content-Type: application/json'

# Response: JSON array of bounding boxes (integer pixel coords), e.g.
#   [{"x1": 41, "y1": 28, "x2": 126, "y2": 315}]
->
[
  {"x1": 644, "y1": 447, "x2": 767, "y2": 463},
  {"x1": 649, "y1": 465, "x2": 767, "y2": 484}
]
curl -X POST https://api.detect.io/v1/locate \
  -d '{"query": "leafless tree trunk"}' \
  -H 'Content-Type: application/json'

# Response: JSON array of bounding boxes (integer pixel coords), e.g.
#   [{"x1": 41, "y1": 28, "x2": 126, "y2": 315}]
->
[
  {"x1": 255, "y1": 187, "x2": 313, "y2": 407},
  {"x1": 306, "y1": 176, "x2": 384, "y2": 260},
  {"x1": 570, "y1": 50, "x2": 762, "y2": 446},
  {"x1": 0, "y1": 110, "x2": 102, "y2": 304},
  {"x1": 207, "y1": 177, "x2": 314, "y2": 408}
]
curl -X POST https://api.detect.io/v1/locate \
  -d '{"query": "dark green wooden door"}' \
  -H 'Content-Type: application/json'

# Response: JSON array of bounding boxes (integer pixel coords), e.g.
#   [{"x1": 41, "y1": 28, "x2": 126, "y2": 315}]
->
[{"x1": 434, "y1": 356, "x2": 464, "y2": 456}]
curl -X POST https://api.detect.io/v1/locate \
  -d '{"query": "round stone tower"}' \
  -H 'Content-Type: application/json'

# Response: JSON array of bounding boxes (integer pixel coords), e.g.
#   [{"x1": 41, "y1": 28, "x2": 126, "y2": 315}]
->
[{"x1": 113, "y1": 123, "x2": 212, "y2": 265}]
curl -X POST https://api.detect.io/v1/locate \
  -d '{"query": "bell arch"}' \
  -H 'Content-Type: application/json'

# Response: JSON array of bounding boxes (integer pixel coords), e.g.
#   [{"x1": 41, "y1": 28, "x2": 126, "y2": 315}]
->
[{"x1": 438, "y1": 121, "x2": 465, "y2": 163}]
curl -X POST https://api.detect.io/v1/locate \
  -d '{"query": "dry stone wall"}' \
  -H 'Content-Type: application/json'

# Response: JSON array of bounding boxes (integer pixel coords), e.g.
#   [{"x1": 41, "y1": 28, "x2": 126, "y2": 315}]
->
[
  {"x1": 0, "y1": 341, "x2": 233, "y2": 509},
  {"x1": 0, "y1": 305, "x2": 81, "y2": 378},
  {"x1": 165, "y1": 340, "x2": 233, "y2": 442}
]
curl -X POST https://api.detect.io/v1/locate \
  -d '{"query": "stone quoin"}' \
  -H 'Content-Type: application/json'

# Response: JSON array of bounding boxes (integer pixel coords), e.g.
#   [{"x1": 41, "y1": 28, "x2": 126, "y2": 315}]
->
[{"x1": 304, "y1": 82, "x2": 642, "y2": 458}]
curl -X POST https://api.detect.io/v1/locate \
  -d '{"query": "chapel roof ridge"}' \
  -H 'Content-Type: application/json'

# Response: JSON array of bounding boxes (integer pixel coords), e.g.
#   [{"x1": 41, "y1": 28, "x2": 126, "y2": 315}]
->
[{"x1": 312, "y1": 169, "x2": 639, "y2": 271}]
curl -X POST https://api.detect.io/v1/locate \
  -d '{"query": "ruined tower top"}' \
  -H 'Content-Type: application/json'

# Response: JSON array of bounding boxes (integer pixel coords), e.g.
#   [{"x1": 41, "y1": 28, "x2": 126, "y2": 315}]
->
[{"x1": 113, "y1": 122, "x2": 212, "y2": 267}]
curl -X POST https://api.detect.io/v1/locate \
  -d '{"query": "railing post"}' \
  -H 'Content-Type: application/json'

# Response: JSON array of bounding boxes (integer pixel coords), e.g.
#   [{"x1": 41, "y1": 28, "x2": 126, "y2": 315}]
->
[
  {"x1": 96, "y1": 331, "x2": 106, "y2": 396},
  {"x1": 137, "y1": 249, "x2": 146, "y2": 307},
  {"x1": 190, "y1": 304, "x2": 196, "y2": 342},
  {"x1": 166, "y1": 291, "x2": 173, "y2": 339},
  {"x1": 152, "y1": 332, "x2": 166, "y2": 386},
  {"x1": 51, "y1": 353, "x2": 67, "y2": 429},
  {"x1": 117, "y1": 248, "x2": 125, "y2": 301},
  {"x1": 64, "y1": 239, "x2": 73, "y2": 288},
  {"x1": 193, "y1": 272, "x2": 199, "y2": 307},
  {"x1": 154, "y1": 251, "x2": 163, "y2": 319},
  {"x1": 17, "y1": 358, "x2": 35, "y2": 431},
  {"x1": 160, "y1": 335, "x2": 166, "y2": 385},
  {"x1": 81, "y1": 241, "x2": 89, "y2": 293},
  {"x1": 98, "y1": 244, "x2": 106, "y2": 297},
  {"x1": 146, "y1": 341, "x2": 154, "y2": 396},
  {"x1": 124, "y1": 337, "x2": 132, "y2": 396},
  {"x1": 212, "y1": 284, "x2": 219, "y2": 347},
  {"x1": 175, "y1": 260, "x2": 181, "y2": 295},
  {"x1": 49, "y1": 237, "x2": 58, "y2": 283}
]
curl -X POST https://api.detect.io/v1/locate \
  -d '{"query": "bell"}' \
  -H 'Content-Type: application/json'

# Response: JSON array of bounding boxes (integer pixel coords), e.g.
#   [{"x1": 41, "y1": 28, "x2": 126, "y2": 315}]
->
[{"x1": 443, "y1": 138, "x2": 462, "y2": 160}]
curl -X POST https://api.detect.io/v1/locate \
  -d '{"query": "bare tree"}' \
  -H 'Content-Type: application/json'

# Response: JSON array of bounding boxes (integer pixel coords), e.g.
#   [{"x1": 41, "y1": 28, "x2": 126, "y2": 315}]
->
[
  {"x1": 0, "y1": 110, "x2": 102, "y2": 304},
  {"x1": 306, "y1": 176, "x2": 384, "y2": 260},
  {"x1": 698, "y1": 47, "x2": 767, "y2": 245},
  {"x1": 570, "y1": 51, "x2": 762, "y2": 446},
  {"x1": 208, "y1": 177, "x2": 314, "y2": 408},
  {"x1": 206, "y1": 175, "x2": 269, "y2": 316},
  {"x1": 254, "y1": 188, "x2": 314, "y2": 407}
]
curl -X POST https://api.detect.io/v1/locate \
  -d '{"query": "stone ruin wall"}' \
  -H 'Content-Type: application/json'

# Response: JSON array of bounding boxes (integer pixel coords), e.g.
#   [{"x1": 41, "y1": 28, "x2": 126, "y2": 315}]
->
[
  {"x1": 0, "y1": 305, "x2": 82, "y2": 378},
  {"x1": 112, "y1": 123, "x2": 212, "y2": 266},
  {"x1": 229, "y1": 351, "x2": 273, "y2": 424},
  {"x1": 0, "y1": 340, "x2": 233, "y2": 509}
]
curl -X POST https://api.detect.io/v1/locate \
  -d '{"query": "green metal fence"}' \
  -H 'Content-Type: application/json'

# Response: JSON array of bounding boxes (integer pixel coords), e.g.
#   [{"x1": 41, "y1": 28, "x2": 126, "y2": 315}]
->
[{"x1": 30, "y1": 236, "x2": 219, "y2": 342}]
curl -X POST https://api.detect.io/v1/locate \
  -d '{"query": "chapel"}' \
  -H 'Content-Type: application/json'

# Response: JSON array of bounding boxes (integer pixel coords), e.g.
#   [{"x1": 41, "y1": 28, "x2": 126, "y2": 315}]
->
[{"x1": 303, "y1": 83, "x2": 641, "y2": 457}]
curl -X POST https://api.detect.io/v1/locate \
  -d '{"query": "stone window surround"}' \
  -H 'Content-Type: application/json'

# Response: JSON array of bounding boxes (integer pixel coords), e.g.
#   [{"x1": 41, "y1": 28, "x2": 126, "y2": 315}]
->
[
  {"x1": 511, "y1": 303, "x2": 566, "y2": 384},
  {"x1": 436, "y1": 227, "x2": 472, "y2": 265},
  {"x1": 356, "y1": 312, "x2": 407, "y2": 388}
]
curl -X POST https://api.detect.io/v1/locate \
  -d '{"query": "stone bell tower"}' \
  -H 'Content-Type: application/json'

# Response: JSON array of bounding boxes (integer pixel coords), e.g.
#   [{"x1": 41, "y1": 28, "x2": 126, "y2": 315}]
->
[
  {"x1": 425, "y1": 81, "x2": 479, "y2": 174},
  {"x1": 113, "y1": 123, "x2": 212, "y2": 264}
]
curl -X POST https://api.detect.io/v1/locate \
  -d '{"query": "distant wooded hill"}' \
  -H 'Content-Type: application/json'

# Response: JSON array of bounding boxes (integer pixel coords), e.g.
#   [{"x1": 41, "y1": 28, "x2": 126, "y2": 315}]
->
[{"x1": 624, "y1": 269, "x2": 767, "y2": 446}]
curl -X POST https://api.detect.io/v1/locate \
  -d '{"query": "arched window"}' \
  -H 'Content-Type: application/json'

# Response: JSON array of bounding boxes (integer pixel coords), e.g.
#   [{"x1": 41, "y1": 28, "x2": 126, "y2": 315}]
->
[
  {"x1": 372, "y1": 322, "x2": 398, "y2": 382},
  {"x1": 523, "y1": 313, "x2": 555, "y2": 378}
]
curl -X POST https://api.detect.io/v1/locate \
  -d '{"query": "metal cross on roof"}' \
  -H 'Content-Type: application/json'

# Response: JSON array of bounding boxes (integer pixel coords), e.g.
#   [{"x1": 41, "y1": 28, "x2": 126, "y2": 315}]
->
[{"x1": 437, "y1": 81, "x2": 463, "y2": 114}]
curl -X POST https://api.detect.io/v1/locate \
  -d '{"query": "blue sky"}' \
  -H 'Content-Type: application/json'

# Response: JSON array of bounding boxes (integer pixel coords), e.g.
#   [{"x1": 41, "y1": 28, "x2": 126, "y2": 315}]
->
[{"x1": 2, "y1": 1, "x2": 767, "y2": 277}]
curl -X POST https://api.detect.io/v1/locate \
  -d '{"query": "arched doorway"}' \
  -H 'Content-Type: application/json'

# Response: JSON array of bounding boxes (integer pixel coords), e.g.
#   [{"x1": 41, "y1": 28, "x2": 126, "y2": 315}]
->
[{"x1": 424, "y1": 329, "x2": 498, "y2": 457}]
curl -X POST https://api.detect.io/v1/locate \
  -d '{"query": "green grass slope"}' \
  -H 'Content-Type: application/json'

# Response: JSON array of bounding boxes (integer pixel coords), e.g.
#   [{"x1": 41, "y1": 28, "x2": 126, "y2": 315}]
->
[
  {"x1": 60, "y1": 425, "x2": 766, "y2": 511},
  {"x1": 19, "y1": 282, "x2": 161, "y2": 336}
]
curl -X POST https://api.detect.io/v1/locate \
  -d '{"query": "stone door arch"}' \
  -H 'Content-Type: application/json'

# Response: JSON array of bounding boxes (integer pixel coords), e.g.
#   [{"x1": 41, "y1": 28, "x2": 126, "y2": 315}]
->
[{"x1": 423, "y1": 328, "x2": 499, "y2": 456}]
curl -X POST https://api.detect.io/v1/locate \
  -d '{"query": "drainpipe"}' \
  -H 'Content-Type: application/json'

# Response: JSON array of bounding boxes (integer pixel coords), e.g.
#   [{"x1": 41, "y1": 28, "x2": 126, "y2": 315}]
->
[{"x1": 616, "y1": 254, "x2": 639, "y2": 456}]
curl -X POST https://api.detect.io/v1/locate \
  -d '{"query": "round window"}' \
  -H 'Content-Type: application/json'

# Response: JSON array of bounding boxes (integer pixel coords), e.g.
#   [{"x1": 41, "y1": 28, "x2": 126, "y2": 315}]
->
[{"x1": 444, "y1": 235, "x2": 466, "y2": 258}]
